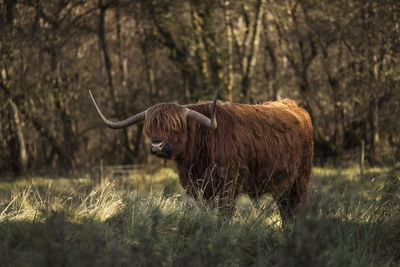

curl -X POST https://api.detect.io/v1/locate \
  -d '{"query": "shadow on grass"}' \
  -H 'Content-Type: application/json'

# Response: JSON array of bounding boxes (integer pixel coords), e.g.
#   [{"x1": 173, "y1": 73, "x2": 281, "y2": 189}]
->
[
  {"x1": 0, "y1": 165, "x2": 399, "y2": 267},
  {"x1": 1, "y1": 199, "x2": 399, "y2": 267},
  {"x1": 0, "y1": 211, "x2": 169, "y2": 267}
]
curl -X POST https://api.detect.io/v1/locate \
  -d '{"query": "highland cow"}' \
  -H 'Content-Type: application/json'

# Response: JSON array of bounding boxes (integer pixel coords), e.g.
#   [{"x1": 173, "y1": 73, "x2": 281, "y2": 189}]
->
[{"x1": 89, "y1": 90, "x2": 313, "y2": 222}]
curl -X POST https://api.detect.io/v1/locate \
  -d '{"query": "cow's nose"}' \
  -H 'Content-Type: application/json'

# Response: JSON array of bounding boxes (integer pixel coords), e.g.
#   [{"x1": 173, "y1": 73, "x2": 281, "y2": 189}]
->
[{"x1": 151, "y1": 141, "x2": 165, "y2": 152}]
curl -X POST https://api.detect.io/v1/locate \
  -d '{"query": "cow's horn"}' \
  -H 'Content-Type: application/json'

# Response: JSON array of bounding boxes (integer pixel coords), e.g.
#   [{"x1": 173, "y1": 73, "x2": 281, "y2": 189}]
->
[
  {"x1": 186, "y1": 90, "x2": 218, "y2": 130},
  {"x1": 210, "y1": 90, "x2": 218, "y2": 129},
  {"x1": 89, "y1": 90, "x2": 146, "y2": 129}
]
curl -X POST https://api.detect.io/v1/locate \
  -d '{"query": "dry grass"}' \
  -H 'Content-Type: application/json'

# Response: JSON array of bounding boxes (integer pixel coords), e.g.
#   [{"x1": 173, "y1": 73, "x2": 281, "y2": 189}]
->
[{"x1": 0, "y1": 164, "x2": 399, "y2": 266}]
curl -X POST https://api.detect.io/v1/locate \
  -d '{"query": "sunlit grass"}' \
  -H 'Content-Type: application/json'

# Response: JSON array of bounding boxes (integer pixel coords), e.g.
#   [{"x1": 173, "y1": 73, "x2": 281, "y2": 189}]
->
[{"x1": 0, "y1": 164, "x2": 399, "y2": 266}]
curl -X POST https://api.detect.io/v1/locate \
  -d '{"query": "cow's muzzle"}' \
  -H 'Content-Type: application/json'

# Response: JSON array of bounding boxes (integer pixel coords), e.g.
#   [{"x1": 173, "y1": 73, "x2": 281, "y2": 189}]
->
[{"x1": 150, "y1": 141, "x2": 171, "y2": 158}]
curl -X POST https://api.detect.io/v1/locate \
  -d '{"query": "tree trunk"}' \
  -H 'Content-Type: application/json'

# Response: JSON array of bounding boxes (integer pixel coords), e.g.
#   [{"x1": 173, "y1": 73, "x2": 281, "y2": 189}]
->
[
  {"x1": 141, "y1": 41, "x2": 156, "y2": 96},
  {"x1": 98, "y1": 0, "x2": 116, "y2": 104},
  {"x1": 146, "y1": 1, "x2": 197, "y2": 100},
  {"x1": 3, "y1": 0, "x2": 16, "y2": 26},
  {"x1": 240, "y1": 0, "x2": 266, "y2": 100},
  {"x1": 190, "y1": 4, "x2": 211, "y2": 93},
  {"x1": 370, "y1": 97, "x2": 379, "y2": 153},
  {"x1": 263, "y1": 32, "x2": 279, "y2": 99},
  {"x1": 115, "y1": 1, "x2": 127, "y2": 87},
  {"x1": 8, "y1": 99, "x2": 28, "y2": 174},
  {"x1": 223, "y1": 0, "x2": 234, "y2": 102}
]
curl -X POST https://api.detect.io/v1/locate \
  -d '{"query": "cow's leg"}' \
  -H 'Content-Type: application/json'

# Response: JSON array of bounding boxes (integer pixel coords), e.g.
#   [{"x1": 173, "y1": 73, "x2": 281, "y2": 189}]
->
[
  {"x1": 217, "y1": 175, "x2": 240, "y2": 217},
  {"x1": 248, "y1": 191, "x2": 260, "y2": 209},
  {"x1": 275, "y1": 179, "x2": 309, "y2": 224},
  {"x1": 297, "y1": 144, "x2": 312, "y2": 205},
  {"x1": 217, "y1": 189, "x2": 239, "y2": 217},
  {"x1": 275, "y1": 145, "x2": 312, "y2": 225},
  {"x1": 275, "y1": 183, "x2": 303, "y2": 225},
  {"x1": 275, "y1": 190, "x2": 297, "y2": 224},
  {"x1": 275, "y1": 191, "x2": 291, "y2": 224},
  {"x1": 201, "y1": 191, "x2": 217, "y2": 209},
  {"x1": 178, "y1": 166, "x2": 220, "y2": 209}
]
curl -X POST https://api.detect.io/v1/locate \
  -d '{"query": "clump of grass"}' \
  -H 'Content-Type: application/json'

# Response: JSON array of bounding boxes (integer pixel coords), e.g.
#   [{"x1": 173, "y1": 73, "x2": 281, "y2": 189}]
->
[{"x1": 0, "y1": 165, "x2": 399, "y2": 266}]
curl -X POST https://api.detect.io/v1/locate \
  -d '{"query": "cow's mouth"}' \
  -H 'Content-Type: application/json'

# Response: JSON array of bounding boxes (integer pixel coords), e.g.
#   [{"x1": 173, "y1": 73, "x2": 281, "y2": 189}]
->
[{"x1": 153, "y1": 151, "x2": 171, "y2": 159}]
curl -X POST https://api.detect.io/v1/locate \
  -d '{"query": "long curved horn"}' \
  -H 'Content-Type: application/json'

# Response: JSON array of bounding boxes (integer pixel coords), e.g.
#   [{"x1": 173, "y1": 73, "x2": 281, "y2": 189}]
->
[
  {"x1": 186, "y1": 90, "x2": 218, "y2": 130},
  {"x1": 89, "y1": 90, "x2": 146, "y2": 129}
]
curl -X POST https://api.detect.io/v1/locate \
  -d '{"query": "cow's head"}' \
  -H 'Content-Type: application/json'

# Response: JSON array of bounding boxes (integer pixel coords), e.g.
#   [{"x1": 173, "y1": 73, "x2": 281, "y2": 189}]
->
[{"x1": 89, "y1": 91, "x2": 217, "y2": 160}]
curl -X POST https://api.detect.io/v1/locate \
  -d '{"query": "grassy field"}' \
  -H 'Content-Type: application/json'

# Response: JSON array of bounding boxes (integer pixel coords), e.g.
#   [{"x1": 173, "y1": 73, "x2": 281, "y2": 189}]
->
[{"x1": 0, "y1": 164, "x2": 399, "y2": 267}]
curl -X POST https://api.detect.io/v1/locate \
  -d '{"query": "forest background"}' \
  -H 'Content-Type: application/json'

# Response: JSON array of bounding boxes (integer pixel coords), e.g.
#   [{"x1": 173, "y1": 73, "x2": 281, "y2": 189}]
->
[{"x1": 1, "y1": 0, "x2": 399, "y2": 176}]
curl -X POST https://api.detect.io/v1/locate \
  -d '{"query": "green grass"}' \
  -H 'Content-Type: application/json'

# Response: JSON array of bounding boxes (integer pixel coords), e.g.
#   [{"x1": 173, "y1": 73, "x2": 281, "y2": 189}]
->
[{"x1": 0, "y1": 164, "x2": 399, "y2": 266}]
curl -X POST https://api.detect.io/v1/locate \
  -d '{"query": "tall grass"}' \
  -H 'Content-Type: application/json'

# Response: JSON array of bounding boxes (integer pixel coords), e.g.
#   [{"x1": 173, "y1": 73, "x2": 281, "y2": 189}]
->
[{"x1": 0, "y1": 165, "x2": 399, "y2": 266}]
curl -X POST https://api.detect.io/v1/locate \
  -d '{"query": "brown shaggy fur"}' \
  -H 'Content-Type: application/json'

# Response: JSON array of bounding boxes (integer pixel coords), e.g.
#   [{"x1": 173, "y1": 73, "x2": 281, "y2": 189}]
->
[{"x1": 143, "y1": 99, "x2": 313, "y2": 222}]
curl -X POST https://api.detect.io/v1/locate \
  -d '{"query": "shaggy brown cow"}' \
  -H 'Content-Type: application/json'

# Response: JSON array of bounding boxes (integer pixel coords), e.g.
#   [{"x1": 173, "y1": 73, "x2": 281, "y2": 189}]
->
[{"x1": 89, "y1": 90, "x2": 313, "y2": 222}]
